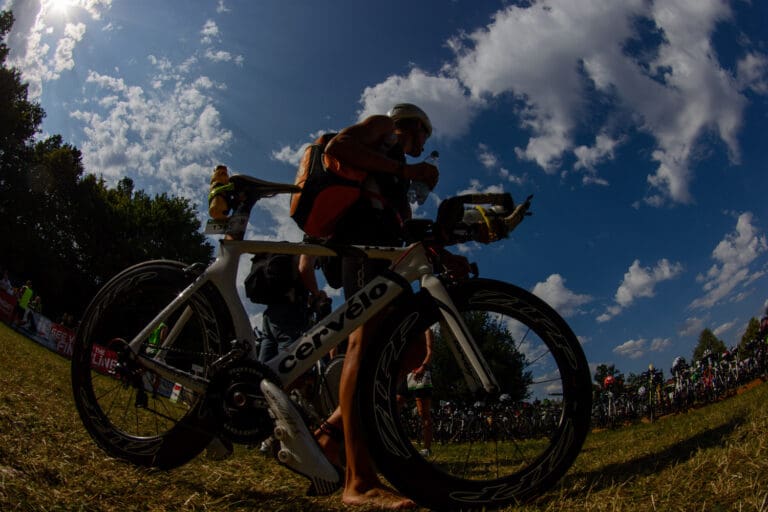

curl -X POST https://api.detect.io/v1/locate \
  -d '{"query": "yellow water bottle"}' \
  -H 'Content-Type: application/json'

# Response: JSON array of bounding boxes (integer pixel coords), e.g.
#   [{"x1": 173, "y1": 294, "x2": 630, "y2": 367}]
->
[{"x1": 209, "y1": 165, "x2": 231, "y2": 219}]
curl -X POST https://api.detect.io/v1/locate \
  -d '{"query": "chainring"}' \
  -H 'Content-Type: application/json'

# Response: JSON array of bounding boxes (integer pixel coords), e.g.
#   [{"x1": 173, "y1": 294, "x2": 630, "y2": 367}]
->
[{"x1": 205, "y1": 360, "x2": 278, "y2": 445}]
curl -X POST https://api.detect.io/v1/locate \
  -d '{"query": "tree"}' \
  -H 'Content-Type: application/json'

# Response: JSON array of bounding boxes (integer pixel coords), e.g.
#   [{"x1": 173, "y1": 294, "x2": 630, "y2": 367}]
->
[
  {"x1": 692, "y1": 328, "x2": 727, "y2": 362},
  {"x1": 0, "y1": 10, "x2": 45, "y2": 257},
  {"x1": 431, "y1": 310, "x2": 532, "y2": 403},
  {"x1": 738, "y1": 317, "x2": 761, "y2": 357},
  {"x1": 0, "y1": 10, "x2": 213, "y2": 320}
]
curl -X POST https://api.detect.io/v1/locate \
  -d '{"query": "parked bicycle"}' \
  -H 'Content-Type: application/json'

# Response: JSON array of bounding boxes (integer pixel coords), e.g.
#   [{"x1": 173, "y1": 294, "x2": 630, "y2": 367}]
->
[{"x1": 70, "y1": 174, "x2": 592, "y2": 510}]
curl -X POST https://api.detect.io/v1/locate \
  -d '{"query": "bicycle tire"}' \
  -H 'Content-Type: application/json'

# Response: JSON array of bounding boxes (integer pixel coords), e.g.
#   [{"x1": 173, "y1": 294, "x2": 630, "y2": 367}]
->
[
  {"x1": 357, "y1": 278, "x2": 592, "y2": 510},
  {"x1": 71, "y1": 260, "x2": 234, "y2": 469}
]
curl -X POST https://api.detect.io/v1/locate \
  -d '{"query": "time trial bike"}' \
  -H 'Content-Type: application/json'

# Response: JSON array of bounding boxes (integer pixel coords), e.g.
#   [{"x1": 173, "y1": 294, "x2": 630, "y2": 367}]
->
[{"x1": 71, "y1": 174, "x2": 592, "y2": 510}]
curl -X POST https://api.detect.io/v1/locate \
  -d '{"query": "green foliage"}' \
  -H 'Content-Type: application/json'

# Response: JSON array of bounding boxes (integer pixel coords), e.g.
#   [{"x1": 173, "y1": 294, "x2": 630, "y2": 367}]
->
[
  {"x1": 738, "y1": 317, "x2": 761, "y2": 357},
  {"x1": 692, "y1": 328, "x2": 727, "y2": 362},
  {"x1": 432, "y1": 310, "x2": 532, "y2": 403},
  {"x1": 0, "y1": 10, "x2": 213, "y2": 320}
]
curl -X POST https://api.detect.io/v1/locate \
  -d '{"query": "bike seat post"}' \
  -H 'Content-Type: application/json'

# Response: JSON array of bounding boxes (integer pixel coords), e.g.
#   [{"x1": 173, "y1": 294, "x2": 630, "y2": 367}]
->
[{"x1": 225, "y1": 183, "x2": 258, "y2": 241}]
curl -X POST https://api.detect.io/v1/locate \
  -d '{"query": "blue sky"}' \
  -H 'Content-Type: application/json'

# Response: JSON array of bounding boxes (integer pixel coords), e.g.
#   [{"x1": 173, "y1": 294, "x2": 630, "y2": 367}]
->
[{"x1": 4, "y1": 0, "x2": 767, "y2": 380}]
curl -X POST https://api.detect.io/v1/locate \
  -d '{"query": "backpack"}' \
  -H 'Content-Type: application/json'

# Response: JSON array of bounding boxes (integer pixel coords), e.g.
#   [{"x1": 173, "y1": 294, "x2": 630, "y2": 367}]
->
[
  {"x1": 289, "y1": 133, "x2": 367, "y2": 238},
  {"x1": 244, "y1": 253, "x2": 300, "y2": 305}
]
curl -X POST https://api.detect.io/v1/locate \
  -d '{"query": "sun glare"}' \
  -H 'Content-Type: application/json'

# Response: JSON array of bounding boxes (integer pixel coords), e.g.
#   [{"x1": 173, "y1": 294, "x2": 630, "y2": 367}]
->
[{"x1": 48, "y1": 0, "x2": 77, "y2": 15}]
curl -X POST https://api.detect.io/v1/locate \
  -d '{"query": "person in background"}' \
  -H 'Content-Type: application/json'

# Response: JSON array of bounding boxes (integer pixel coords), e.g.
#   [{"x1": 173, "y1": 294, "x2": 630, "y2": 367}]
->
[
  {"x1": 12, "y1": 281, "x2": 33, "y2": 329},
  {"x1": 0, "y1": 270, "x2": 12, "y2": 295},
  {"x1": 397, "y1": 328, "x2": 435, "y2": 457}
]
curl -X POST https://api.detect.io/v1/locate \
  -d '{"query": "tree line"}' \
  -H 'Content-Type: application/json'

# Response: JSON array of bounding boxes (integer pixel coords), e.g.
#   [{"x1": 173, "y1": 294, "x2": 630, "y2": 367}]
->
[{"x1": 0, "y1": 11, "x2": 212, "y2": 322}]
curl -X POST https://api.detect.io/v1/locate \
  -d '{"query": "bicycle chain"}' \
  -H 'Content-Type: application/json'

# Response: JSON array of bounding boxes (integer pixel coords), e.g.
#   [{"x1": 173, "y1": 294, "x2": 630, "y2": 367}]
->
[{"x1": 144, "y1": 343, "x2": 221, "y2": 360}]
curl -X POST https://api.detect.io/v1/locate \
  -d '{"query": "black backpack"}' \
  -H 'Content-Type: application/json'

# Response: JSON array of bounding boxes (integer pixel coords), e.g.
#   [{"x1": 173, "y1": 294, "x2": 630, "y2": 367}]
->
[{"x1": 244, "y1": 253, "x2": 300, "y2": 305}]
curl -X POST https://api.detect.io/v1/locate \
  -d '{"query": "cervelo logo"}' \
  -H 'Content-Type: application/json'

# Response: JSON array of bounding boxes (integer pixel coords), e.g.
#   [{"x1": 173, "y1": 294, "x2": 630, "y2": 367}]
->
[{"x1": 277, "y1": 281, "x2": 389, "y2": 373}]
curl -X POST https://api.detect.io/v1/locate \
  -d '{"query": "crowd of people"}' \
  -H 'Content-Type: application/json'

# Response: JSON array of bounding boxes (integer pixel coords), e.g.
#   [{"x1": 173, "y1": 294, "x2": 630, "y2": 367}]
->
[
  {"x1": 594, "y1": 330, "x2": 768, "y2": 428},
  {"x1": 0, "y1": 269, "x2": 78, "y2": 332}
]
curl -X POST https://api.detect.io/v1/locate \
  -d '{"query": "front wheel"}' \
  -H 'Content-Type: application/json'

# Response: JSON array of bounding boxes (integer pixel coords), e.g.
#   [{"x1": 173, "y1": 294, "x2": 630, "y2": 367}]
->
[
  {"x1": 71, "y1": 260, "x2": 233, "y2": 469},
  {"x1": 358, "y1": 278, "x2": 592, "y2": 510}
]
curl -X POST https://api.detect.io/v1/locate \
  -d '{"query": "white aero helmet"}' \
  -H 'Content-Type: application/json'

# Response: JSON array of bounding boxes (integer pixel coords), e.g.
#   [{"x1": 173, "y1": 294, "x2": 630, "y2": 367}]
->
[{"x1": 388, "y1": 103, "x2": 432, "y2": 138}]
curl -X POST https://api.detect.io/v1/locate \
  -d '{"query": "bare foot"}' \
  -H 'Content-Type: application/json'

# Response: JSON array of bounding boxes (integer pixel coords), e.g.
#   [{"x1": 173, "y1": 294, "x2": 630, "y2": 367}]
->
[{"x1": 342, "y1": 484, "x2": 416, "y2": 509}]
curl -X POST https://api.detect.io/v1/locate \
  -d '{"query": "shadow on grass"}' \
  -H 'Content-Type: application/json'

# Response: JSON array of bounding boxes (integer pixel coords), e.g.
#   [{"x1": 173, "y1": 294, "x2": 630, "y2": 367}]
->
[{"x1": 561, "y1": 412, "x2": 748, "y2": 496}]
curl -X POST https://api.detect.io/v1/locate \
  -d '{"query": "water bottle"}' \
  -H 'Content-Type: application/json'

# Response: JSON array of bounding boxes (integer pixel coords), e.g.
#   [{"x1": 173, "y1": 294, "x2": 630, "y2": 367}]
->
[{"x1": 407, "y1": 150, "x2": 439, "y2": 205}]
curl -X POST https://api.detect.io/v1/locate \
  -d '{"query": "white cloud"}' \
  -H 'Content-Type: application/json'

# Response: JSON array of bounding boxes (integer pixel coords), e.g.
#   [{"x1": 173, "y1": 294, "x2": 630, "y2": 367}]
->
[
  {"x1": 613, "y1": 338, "x2": 646, "y2": 360},
  {"x1": 445, "y1": 0, "x2": 756, "y2": 205},
  {"x1": 216, "y1": 0, "x2": 230, "y2": 14},
  {"x1": 70, "y1": 69, "x2": 232, "y2": 200},
  {"x1": 200, "y1": 19, "x2": 219, "y2": 45},
  {"x1": 271, "y1": 143, "x2": 308, "y2": 167},
  {"x1": 613, "y1": 336, "x2": 670, "y2": 360},
  {"x1": 690, "y1": 212, "x2": 767, "y2": 309},
  {"x1": 4, "y1": 0, "x2": 112, "y2": 98},
  {"x1": 53, "y1": 22, "x2": 85, "y2": 73},
  {"x1": 531, "y1": 274, "x2": 592, "y2": 318},
  {"x1": 650, "y1": 337, "x2": 672, "y2": 352},
  {"x1": 679, "y1": 315, "x2": 707, "y2": 338},
  {"x1": 200, "y1": 19, "x2": 243, "y2": 65},
  {"x1": 573, "y1": 133, "x2": 622, "y2": 186},
  {"x1": 737, "y1": 53, "x2": 768, "y2": 94},
  {"x1": 713, "y1": 320, "x2": 736, "y2": 339},
  {"x1": 456, "y1": 179, "x2": 504, "y2": 196},
  {"x1": 598, "y1": 258, "x2": 683, "y2": 322},
  {"x1": 477, "y1": 143, "x2": 498, "y2": 169},
  {"x1": 498, "y1": 168, "x2": 528, "y2": 187},
  {"x1": 204, "y1": 48, "x2": 244, "y2": 65},
  {"x1": 357, "y1": 67, "x2": 482, "y2": 140}
]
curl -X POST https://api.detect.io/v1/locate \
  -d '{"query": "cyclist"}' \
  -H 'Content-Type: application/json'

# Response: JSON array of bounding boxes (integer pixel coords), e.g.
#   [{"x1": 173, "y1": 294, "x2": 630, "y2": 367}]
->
[{"x1": 312, "y1": 103, "x2": 447, "y2": 509}]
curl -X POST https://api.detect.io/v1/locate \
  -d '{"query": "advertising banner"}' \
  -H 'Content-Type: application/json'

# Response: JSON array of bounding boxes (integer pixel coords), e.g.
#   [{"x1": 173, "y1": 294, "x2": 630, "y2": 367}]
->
[{"x1": 0, "y1": 290, "x2": 16, "y2": 322}]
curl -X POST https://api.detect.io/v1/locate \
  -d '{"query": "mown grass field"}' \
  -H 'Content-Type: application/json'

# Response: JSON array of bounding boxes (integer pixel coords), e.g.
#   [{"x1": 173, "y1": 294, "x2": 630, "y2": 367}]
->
[{"x1": 1, "y1": 322, "x2": 766, "y2": 511}]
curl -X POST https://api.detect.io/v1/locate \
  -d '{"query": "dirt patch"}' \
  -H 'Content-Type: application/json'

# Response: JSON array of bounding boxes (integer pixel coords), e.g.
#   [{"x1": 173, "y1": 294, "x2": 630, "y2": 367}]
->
[{"x1": 737, "y1": 377, "x2": 765, "y2": 394}]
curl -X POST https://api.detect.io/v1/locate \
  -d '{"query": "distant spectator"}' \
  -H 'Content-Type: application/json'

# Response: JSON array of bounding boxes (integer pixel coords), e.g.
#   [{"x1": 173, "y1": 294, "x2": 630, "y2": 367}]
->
[
  {"x1": 12, "y1": 281, "x2": 34, "y2": 328},
  {"x1": 0, "y1": 271, "x2": 12, "y2": 294},
  {"x1": 29, "y1": 295, "x2": 42, "y2": 314},
  {"x1": 25, "y1": 295, "x2": 42, "y2": 333}
]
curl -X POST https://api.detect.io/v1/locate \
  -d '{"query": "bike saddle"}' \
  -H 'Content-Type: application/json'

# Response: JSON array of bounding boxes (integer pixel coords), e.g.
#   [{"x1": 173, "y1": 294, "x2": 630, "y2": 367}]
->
[{"x1": 229, "y1": 174, "x2": 301, "y2": 199}]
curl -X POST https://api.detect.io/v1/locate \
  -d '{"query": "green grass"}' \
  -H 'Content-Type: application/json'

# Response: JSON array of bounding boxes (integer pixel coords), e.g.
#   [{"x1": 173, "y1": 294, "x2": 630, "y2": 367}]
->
[{"x1": 1, "y1": 322, "x2": 767, "y2": 511}]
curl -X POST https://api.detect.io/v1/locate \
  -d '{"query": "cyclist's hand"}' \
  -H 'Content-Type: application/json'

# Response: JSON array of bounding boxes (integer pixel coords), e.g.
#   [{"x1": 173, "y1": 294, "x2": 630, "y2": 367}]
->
[{"x1": 404, "y1": 162, "x2": 439, "y2": 189}]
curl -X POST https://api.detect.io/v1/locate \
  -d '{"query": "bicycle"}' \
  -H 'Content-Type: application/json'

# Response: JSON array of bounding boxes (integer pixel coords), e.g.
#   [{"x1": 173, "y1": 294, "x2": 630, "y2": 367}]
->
[{"x1": 70, "y1": 174, "x2": 592, "y2": 510}]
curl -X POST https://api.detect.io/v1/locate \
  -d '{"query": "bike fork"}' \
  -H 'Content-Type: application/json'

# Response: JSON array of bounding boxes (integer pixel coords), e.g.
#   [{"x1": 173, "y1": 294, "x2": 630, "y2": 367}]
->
[{"x1": 421, "y1": 274, "x2": 500, "y2": 394}]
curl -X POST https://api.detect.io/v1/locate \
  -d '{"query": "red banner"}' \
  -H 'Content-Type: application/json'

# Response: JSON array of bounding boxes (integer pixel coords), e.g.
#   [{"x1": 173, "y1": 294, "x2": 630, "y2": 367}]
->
[
  {"x1": 50, "y1": 323, "x2": 76, "y2": 357},
  {"x1": 90, "y1": 344, "x2": 119, "y2": 374},
  {"x1": 0, "y1": 289, "x2": 16, "y2": 322}
]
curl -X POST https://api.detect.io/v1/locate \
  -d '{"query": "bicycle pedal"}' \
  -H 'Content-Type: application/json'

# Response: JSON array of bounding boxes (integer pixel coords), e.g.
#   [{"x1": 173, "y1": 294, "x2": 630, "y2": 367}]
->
[{"x1": 260, "y1": 380, "x2": 340, "y2": 495}]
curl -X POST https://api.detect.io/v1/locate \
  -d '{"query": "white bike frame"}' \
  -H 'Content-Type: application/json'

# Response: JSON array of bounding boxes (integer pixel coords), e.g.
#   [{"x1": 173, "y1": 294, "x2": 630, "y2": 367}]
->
[{"x1": 126, "y1": 237, "x2": 499, "y2": 396}]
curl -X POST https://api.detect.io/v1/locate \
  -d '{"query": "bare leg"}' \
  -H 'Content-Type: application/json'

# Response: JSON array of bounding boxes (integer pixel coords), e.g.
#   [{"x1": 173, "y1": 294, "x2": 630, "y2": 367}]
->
[
  {"x1": 416, "y1": 396, "x2": 433, "y2": 452},
  {"x1": 314, "y1": 408, "x2": 344, "y2": 468},
  {"x1": 339, "y1": 324, "x2": 416, "y2": 509}
]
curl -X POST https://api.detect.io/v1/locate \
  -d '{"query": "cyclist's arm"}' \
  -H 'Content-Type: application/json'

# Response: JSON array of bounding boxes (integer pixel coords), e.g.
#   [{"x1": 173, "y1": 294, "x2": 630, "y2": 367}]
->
[
  {"x1": 298, "y1": 254, "x2": 325, "y2": 299},
  {"x1": 325, "y1": 115, "x2": 437, "y2": 187}
]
